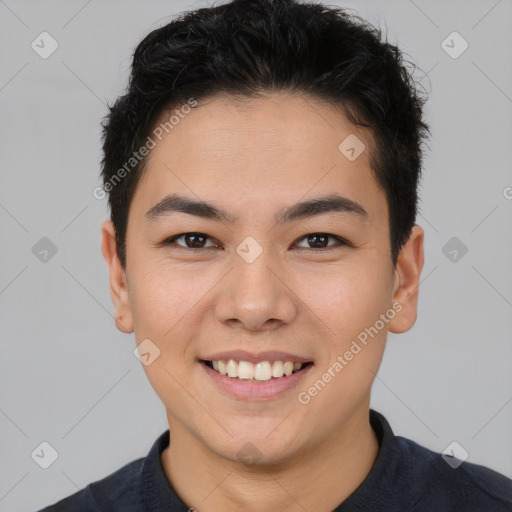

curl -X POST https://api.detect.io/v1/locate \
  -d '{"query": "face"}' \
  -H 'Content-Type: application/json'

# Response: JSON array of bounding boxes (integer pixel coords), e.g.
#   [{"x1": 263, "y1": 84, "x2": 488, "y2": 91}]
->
[{"x1": 102, "y1": 92, "x2": 424, "y2": 464}]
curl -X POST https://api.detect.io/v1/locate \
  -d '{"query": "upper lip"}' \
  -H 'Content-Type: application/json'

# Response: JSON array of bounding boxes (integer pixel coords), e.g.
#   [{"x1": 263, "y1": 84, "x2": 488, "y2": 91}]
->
[{"x1": 201, "y1": 350, "x2": 312, "y2": 364}]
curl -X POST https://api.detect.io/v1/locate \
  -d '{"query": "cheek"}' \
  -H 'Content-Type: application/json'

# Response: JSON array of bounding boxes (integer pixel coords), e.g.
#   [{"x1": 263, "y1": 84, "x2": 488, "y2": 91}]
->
[
  {"x1": 128, "y1": 259, "x2": 201, "y2": 333},
  {"x1": 304, "y1": 261, "x2": 393, "y2": 338},
  {"x1": 128, "y1": 263, "x2": 202, "y2": 414},
  {"x1": 126, "y1": 258, "x2": 224, "y2": 375},
  {"x1": 297, "y1": 267, "x2": 391, "y2": 419}
]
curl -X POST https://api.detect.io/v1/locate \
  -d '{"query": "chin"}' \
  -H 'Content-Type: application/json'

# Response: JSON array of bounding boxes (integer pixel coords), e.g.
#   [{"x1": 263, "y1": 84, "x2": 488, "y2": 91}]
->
[{"x1": 209, "y1": 428, "x2": 305, "y2": 467}]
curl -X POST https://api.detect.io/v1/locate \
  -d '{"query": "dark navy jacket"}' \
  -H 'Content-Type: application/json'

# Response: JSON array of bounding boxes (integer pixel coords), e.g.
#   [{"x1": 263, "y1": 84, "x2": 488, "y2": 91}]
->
[{"x1": 37, "y1": 409, "x2": 512, "y2": 511}]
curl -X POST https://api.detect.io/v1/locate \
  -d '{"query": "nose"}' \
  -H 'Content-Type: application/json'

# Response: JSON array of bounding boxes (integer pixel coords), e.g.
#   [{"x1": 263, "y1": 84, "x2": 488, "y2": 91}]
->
[{"x1": 213, "y1": 250, "x2": 298, "y2": 332}]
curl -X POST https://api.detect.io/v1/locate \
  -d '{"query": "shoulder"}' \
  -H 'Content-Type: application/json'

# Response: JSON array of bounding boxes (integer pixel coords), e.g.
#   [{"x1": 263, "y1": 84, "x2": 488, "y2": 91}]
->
[
  {"x1": 36, "y1": 457, "x2": 145, "y2": 512},
  {"x1": 396, "y1": 436, "x2": 512, "y2": 511}
]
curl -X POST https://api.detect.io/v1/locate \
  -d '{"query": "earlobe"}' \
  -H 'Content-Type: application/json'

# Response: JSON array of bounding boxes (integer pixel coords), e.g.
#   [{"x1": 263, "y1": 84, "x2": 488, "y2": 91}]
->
[
  {"x1": 388, "y1": 225, "x2": 424, "y2": 334},
  {"x1": 101, "y1": 220, "x2": 134, "y2": 334}
]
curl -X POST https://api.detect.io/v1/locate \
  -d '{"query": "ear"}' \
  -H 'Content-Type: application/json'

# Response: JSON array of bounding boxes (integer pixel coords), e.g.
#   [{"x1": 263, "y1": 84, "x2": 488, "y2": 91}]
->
[
  {"x1": 388, "y1": 225, "x2": 424, "y2": 334},
  {"x1": 101, "y1": 220, "x2": 134, "y2": 333}
]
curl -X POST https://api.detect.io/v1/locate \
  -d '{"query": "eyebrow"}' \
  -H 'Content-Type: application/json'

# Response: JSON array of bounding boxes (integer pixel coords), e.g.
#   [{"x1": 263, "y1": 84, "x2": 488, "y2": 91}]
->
[{"x1": 145, "y1": 193, "x2": 368, "y2": 224}]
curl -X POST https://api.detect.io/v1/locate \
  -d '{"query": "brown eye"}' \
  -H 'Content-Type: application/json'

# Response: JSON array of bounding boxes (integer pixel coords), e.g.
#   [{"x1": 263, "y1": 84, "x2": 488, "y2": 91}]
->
[
  {"x1": 165, "y1": 232, "x2": 217, "y2": 249},
  {"x1": 295, "y1": 233, "x2": 349, "y2": 249}
]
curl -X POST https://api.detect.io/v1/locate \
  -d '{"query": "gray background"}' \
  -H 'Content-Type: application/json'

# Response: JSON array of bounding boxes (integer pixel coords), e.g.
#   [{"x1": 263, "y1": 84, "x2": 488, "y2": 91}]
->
[{"x1": 1, "y1": 0, "x2": 511, "y2": 510}]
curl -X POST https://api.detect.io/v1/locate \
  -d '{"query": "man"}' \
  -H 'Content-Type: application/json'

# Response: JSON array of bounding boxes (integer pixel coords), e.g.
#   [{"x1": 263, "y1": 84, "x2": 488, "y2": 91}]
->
[{"x1": 39, "y1": 0, "x2": 512, "y2": 510}]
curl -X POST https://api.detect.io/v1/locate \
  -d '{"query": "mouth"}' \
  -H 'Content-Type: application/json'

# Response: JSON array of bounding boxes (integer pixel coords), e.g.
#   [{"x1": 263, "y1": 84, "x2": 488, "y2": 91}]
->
[
  {"x1": 201, "y1": 359, "x2": 314, "y2": 382},
  {"x1": 198, "y1": 350, "x2": 315, "y2": 399}
]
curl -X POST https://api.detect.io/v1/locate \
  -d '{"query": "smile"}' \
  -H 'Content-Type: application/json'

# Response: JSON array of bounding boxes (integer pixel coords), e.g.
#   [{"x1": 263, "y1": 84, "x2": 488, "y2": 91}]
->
[
  {"x1": 203, "y1": 359, "x2": 312, "y2": 382},
  {"x1": 200, "y1": 357, "x2": 314, "y2": 400}
]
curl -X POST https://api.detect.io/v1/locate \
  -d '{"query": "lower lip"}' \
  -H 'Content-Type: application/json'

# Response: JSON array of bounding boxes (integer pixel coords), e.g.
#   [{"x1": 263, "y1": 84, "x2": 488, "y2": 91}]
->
[{"x1": 200, "y1": 362, "x2": 313, "y2": 400}]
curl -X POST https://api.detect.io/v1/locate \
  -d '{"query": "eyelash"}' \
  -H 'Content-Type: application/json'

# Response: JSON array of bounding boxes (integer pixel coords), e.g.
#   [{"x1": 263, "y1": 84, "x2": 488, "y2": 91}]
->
[{"x1": 161, "y1": 232, "x2": 352, "y2": 251}]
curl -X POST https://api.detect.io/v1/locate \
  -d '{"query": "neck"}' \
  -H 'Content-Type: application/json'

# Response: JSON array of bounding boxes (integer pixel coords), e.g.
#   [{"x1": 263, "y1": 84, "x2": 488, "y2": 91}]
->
[{"x1": 161, "y1": 408, "x2": 379, "y2": 512}]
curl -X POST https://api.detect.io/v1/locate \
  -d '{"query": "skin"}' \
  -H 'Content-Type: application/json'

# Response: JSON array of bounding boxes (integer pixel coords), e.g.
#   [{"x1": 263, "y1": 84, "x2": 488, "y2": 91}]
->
[{"x1": 102, "y1": 92, "x2": 424, "y2": 512}]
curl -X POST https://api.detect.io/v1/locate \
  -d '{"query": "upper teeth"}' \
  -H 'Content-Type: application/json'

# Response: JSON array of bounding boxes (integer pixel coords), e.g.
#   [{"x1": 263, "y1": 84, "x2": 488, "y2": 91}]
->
[{"x1": 211, "y1": 360, "x2": 304, "y2": 381}]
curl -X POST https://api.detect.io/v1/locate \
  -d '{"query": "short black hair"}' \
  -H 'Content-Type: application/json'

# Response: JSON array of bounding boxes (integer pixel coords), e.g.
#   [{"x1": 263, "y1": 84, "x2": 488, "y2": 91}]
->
[{"x1": 100, "y1": 0, "x2": 429, "y2": 268}]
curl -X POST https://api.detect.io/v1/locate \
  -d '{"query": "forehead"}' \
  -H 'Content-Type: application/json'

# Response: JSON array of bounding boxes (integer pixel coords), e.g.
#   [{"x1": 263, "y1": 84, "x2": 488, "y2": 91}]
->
[
  {"x1": 132, "y1": 92, "x2": 386, "y2": 223},
  {"x1": 149, "y1": 92, "x2": 368, "y2": 155}
]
